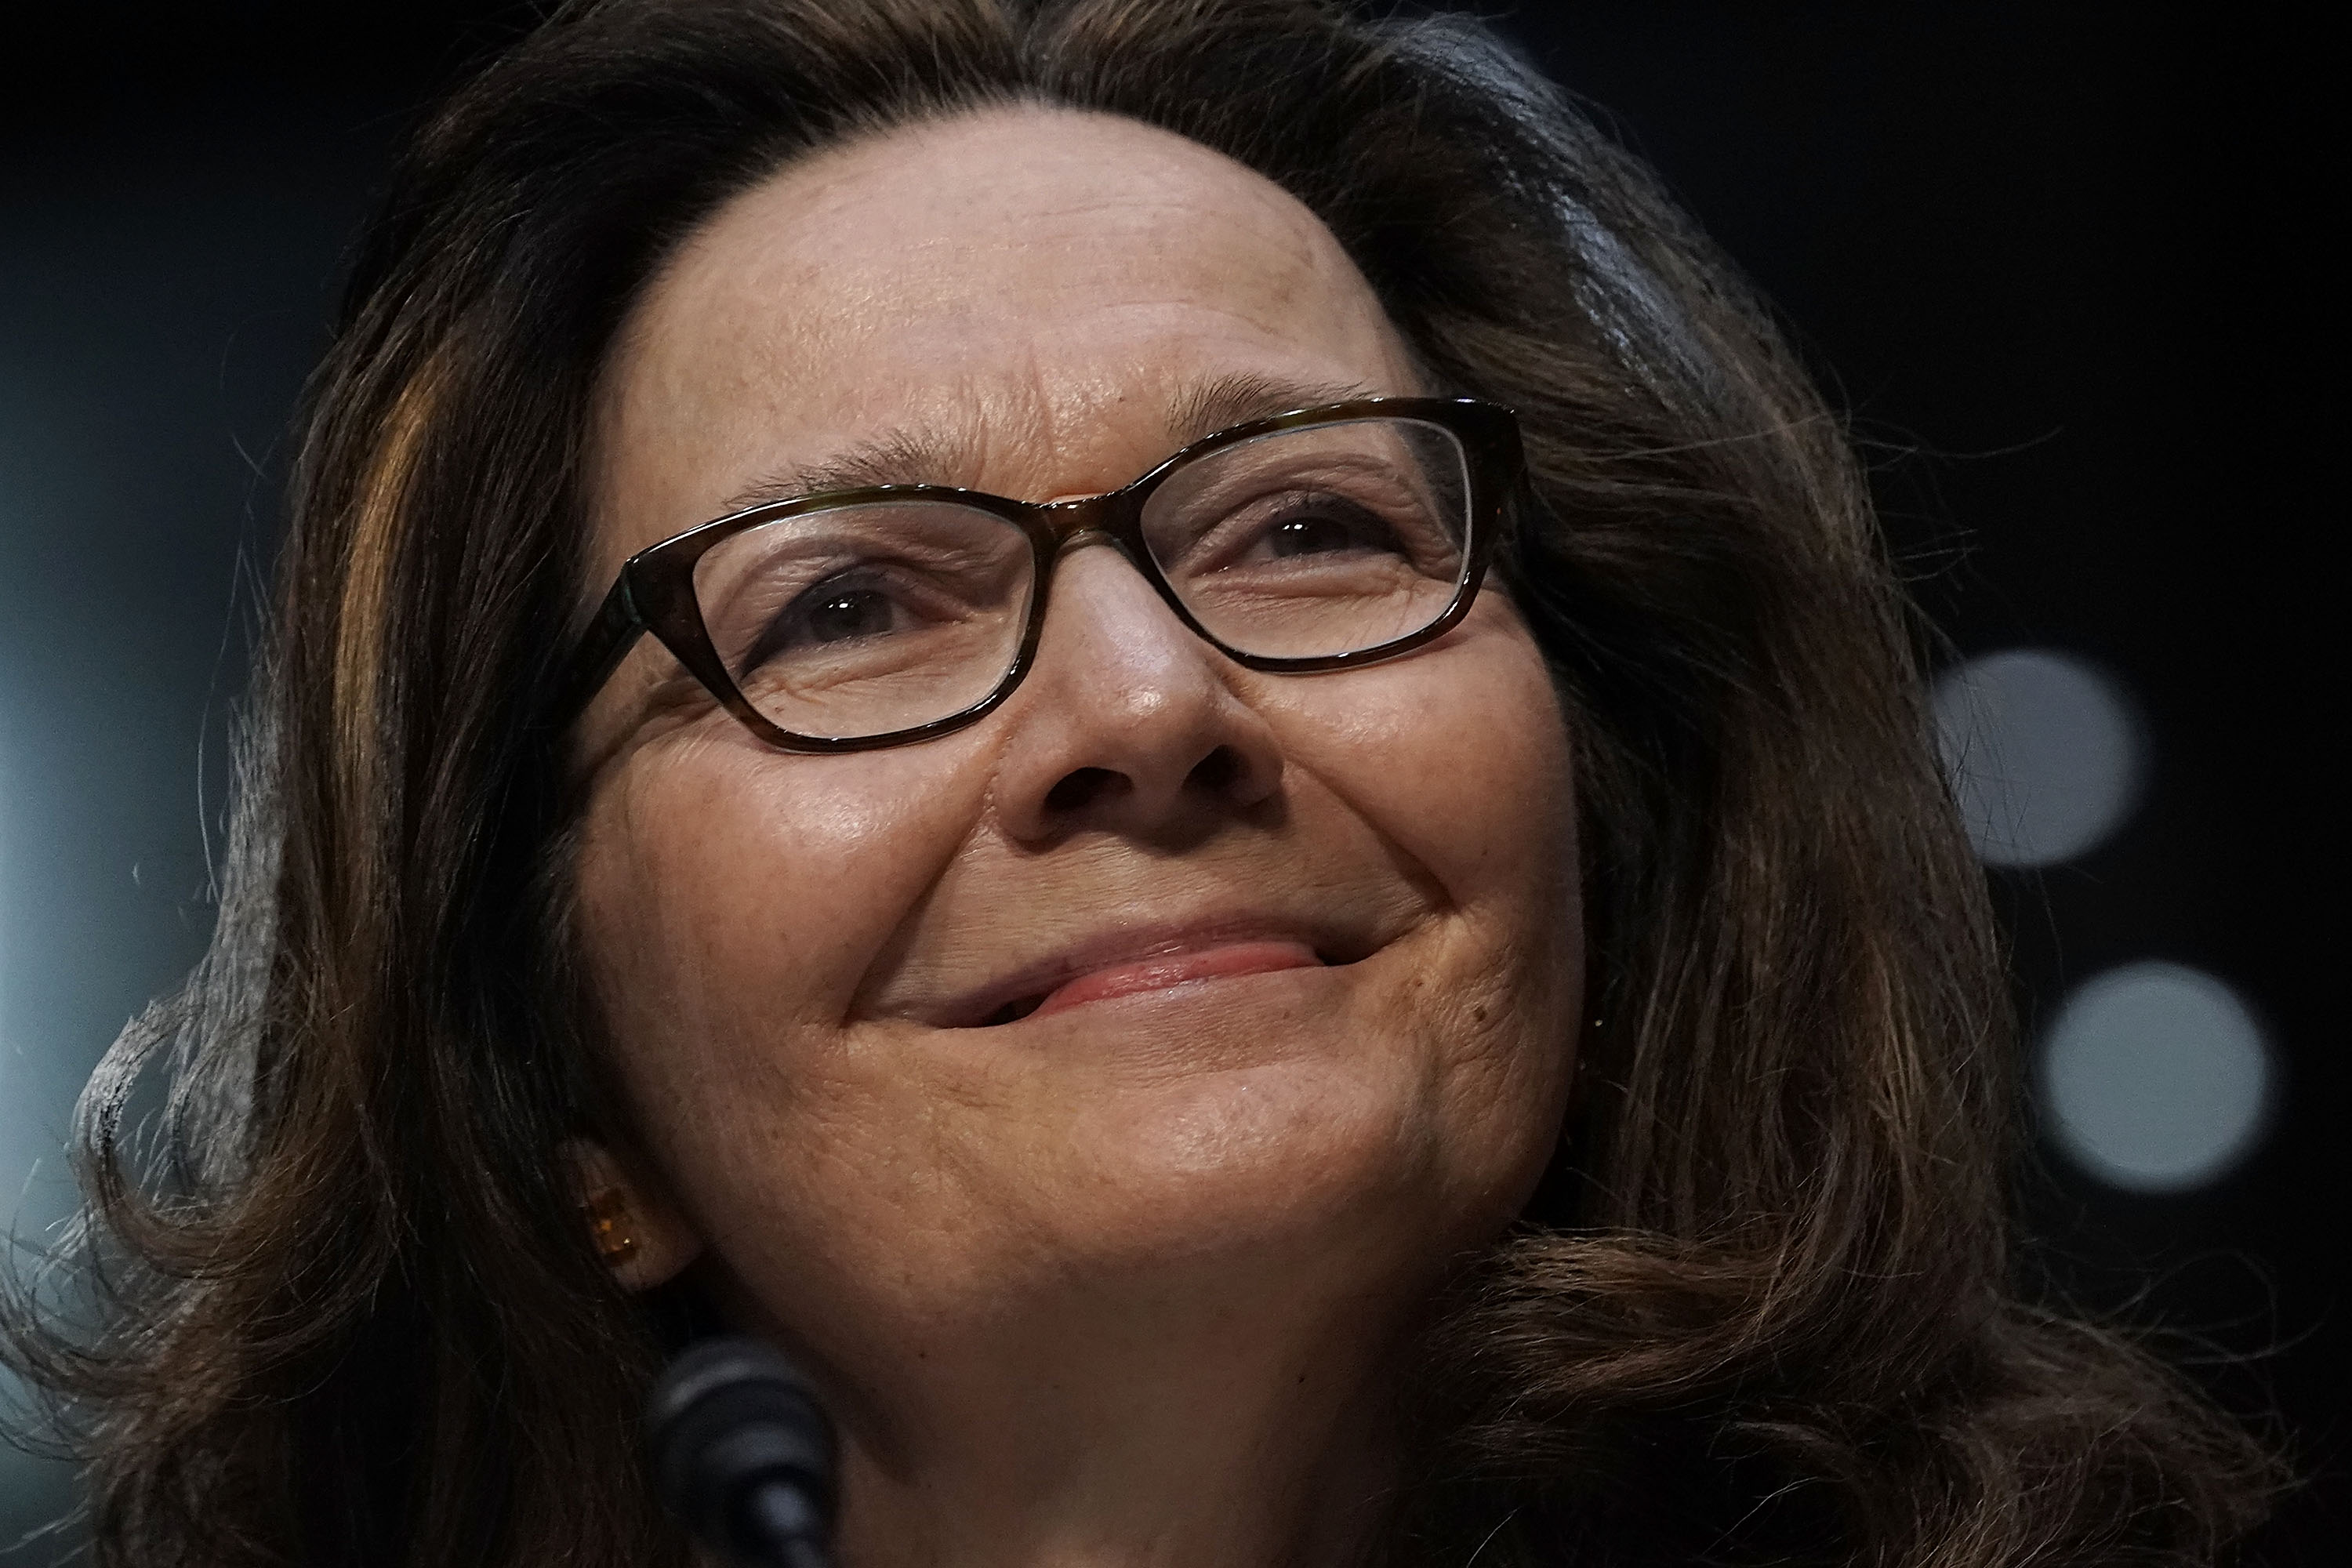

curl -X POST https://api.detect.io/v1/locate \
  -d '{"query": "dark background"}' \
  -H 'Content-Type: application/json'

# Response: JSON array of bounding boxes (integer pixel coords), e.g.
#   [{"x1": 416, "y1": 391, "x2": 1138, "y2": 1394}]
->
[{"x1": 1, "y1": 4, "x2": 2336, "y2": 1562}]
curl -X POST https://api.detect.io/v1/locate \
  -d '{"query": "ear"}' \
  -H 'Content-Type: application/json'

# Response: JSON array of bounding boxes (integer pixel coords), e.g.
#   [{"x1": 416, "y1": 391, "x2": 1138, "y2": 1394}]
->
[{"x1": 561, "y1": 1138, "x2": 705, "y2": 1291}]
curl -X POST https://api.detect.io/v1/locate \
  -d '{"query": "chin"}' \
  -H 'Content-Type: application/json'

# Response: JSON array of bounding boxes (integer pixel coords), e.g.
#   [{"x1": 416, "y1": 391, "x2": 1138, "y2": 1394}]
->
[{"x1": 1026, "y1": 1048, "x2": 1504, "y2": 1285}]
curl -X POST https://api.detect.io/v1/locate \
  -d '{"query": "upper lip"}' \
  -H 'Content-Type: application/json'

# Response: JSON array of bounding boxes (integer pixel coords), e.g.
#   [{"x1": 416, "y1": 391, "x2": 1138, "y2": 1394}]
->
[{"x1": 906, "y1": 912, "x2": 1378, "y2": 1029}]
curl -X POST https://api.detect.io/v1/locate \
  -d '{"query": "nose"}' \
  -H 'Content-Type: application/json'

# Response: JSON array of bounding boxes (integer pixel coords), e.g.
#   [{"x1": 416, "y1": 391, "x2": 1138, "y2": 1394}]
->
[{"x1": 988, "y1": 540, "x2": 1283, "y2": 845}]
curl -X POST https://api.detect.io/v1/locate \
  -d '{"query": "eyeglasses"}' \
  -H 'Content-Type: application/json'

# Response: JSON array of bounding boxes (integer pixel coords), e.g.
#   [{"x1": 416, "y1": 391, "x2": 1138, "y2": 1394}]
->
[{"x1": 553, "y1": 397, "x2": 1520, "y2": 752}]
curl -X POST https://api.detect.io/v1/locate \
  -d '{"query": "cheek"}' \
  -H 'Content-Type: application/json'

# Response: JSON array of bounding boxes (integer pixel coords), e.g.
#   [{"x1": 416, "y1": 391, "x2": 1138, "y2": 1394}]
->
[
  {"x1": 1281, "y1": 604, "x2": 1584, "y2": 1192},
  {"x1": 1286, "y1": 600, "x2": 1579, "y2": 949},
  {"x1": 572, "y1": 728, "x2": 978, "y2": 1144}
]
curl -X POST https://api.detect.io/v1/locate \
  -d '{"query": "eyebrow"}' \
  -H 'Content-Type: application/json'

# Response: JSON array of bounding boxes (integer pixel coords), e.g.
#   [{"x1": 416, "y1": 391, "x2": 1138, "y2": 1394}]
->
[
  {"x1": 715, "y1": 370, "x2": 1384, "y2": 515},
  {"x1": 719, "y1": 428, "x2": 971, "y2": 514},
  {"x1": 1164, "y1": 370, "x2": 1381, "y2": 446}
]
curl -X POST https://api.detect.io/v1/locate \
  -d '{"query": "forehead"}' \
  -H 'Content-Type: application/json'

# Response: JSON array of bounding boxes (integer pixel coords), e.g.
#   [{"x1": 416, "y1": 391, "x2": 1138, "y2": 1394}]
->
[{"x1": 590, "y1": 105, "x2": 1417, "y2": 579}]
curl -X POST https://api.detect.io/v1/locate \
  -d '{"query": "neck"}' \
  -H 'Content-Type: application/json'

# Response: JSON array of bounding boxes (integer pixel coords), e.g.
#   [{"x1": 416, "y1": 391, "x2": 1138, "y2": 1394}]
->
[{"x1": 816, "y1": 1279, "x2": 1414, "y2": 1568}]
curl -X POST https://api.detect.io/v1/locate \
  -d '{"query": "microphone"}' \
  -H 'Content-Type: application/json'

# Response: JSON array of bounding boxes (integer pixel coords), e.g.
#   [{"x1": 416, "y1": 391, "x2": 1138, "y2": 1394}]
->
[{"x1": 646, "y1": 1336, "x2": 839, "y2": 1568}]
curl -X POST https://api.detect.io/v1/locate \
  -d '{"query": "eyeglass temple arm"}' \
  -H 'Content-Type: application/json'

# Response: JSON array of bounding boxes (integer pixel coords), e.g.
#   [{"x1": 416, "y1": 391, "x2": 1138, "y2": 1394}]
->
[{"x1": 546, "y1": 573, "x2": 648, "y2": 731}]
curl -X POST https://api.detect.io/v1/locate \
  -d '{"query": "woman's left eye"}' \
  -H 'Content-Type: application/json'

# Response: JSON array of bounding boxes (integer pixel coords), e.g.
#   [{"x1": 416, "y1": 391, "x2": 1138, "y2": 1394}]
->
[
  {"x1": 797, "y1": 586, "x2": 900, "y2": 643},
  {"x1": 1249, "y1": 499, "x2": 1401, "y2": 561}
]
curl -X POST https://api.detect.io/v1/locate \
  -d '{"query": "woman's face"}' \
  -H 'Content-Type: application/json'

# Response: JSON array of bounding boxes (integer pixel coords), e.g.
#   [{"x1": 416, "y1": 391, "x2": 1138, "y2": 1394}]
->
[{"x1": 575, "y1": 107, "x2": 1581, "y2": 1396}]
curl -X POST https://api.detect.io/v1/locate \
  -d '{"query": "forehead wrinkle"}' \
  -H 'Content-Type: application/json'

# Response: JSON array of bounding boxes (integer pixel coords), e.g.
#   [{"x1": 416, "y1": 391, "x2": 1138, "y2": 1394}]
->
[{"x1": 722, "y1": 369, "x2": 1062, "y2": 512}]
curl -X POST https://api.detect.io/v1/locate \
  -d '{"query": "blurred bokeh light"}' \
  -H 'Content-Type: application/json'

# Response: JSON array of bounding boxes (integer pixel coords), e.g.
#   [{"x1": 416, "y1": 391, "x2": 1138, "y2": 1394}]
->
[
  {"x1": 2041, "y1": 960, "x2": 2274, "y2": 1193},
  {"x1": 1933, "y1": 648, "x2": 2143, "y2": 868}
]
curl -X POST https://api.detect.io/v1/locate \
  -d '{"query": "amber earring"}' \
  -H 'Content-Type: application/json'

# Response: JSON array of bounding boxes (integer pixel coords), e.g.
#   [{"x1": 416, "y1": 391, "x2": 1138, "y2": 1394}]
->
[{"x1": 584, "y1": 1188, "x2": 639, "y2": 1265}]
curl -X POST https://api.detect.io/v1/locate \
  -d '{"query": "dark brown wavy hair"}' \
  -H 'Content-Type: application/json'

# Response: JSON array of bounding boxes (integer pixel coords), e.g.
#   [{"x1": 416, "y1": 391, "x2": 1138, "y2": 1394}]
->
[{"x1": 2, "y1": 2, "x2": 2281, "y2": 1563}]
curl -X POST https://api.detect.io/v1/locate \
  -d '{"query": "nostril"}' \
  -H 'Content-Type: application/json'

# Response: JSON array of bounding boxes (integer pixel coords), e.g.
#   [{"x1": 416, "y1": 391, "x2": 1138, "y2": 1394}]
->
[
  {"x1": 1187, "y1": 745, "x2": 1243, "y2": 795},
  {"x1": 1044, "y1": 766, "x2": 1124, "y2": 815}
]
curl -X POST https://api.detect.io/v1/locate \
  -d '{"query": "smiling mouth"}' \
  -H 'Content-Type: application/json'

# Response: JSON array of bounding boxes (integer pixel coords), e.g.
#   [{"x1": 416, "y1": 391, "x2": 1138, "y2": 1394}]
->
[{"x1": 974, "y1": 938, "x2": 1328, "y2": 1027}]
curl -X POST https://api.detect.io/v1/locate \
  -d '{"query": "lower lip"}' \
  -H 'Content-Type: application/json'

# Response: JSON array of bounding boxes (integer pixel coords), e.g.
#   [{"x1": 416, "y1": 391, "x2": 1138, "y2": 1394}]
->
[{"x1": 1027, "y1": 940, "x2": 1324, "y2": 1021}]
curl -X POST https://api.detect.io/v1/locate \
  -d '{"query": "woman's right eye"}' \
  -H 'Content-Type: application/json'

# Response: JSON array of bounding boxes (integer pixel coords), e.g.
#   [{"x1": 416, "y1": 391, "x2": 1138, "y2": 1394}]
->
[{"x1": 731, "y1": 570, "x2": 911, "y2": 671}]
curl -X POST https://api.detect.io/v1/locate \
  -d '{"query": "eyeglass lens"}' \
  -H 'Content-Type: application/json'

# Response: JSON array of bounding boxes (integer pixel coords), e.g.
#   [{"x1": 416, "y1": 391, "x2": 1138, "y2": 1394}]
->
[{"x1": 688, "y1": 416, "x2": 1473, "y2": 742}]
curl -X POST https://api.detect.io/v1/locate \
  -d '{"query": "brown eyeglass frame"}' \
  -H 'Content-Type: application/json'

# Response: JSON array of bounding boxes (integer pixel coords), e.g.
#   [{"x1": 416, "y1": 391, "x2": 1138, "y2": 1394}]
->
[{"x1": 550, "y1": 396, "x2": 1521, "y2": 753}]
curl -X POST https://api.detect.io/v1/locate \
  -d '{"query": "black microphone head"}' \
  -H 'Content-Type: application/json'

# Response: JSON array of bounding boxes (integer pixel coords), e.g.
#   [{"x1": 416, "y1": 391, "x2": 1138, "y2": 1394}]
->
[{"x1": 646, "y1": 1336, "x2": 837, "y2": 1567}]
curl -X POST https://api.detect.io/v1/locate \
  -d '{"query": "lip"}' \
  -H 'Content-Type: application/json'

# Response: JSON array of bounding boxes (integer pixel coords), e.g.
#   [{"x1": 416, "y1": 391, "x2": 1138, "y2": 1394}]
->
[
  {"x1": 1027, "y1": 939, "x2": 1320, "y2": 1021},
  {"x1": 921, "y1": 918, "x2": 1365, "y2": 1029}
]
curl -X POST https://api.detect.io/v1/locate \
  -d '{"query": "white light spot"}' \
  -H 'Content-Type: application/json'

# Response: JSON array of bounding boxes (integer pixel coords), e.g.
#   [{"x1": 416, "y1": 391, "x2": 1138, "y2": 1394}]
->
[
  {"x1": 2039, "y1": 961, "x2": 2272, "y2": 1192},
  {"x1": 1932, "y1": 648, "x2": 2143, "y2": 867}
]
